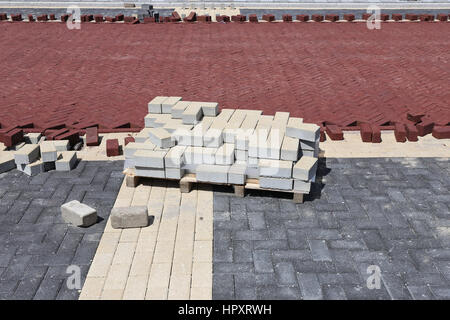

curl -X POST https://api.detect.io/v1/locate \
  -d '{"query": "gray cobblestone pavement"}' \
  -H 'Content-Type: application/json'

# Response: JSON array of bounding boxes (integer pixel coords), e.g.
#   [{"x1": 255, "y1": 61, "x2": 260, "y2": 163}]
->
[
  {"x1": 0, "y1": 160, "x2": 123, "y2": 300},
  {"x1": 213, "y1": 157, "x2": 450, "y2": 300}
]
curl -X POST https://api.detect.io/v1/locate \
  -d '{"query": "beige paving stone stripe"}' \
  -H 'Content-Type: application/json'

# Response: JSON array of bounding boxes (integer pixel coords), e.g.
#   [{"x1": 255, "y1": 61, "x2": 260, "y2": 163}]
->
[
  {"x1": 321, "y1": 131, "x2": 450, "y2": 158},
  {"x1": 79, "y1": 178, "x2": 213, "y2": 300}
]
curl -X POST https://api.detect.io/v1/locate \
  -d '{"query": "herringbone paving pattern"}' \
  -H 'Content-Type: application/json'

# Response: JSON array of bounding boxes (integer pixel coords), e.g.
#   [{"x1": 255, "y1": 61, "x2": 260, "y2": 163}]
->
[
  {"x1": 0, "y1": 160, "x2": 123, "y2": 300},
  {"x1": 213, "y1": 157, "x2": 450, "y2": 300},
  {"x1": 0, "y1": 23, "x2": 449, "y2": 130}
]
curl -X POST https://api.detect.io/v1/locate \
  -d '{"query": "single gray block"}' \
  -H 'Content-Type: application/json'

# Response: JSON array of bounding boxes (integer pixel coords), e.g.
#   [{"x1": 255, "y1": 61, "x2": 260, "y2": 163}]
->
[
  {"x1": 17, "y1": 160, "x2": 43, "y2": 176},
  {"x1": 259, "y1": 177, "x2": 293, "y2": 190},
  {"x1": 52, "y1": 140, "x2": 70, "y2": 151},
  {"x1": 40, "y1": 141, "x2": 57, "y2": 162},
  {"x1": 148, "y1": 96, "x2": 168, "y2": 113},
  {"x1": 24, "y1": 132, "x2": 42, "y2": 144},
  {"x1": 235, "y1": 149, "x2": 248, "y2": 161},
  {"x1": 196, "y1": 164, "x2": 230, "y2": 184},
  {"x1": 0, "y1": 152, "x2": 16, "y2": 173},
  {"x1": 110, "y1": 206, "x2": 149, "y2": 229},
  {"x1": 55, "y1": 151, "x2": 77, "y2": 171},
  {"x1": 171, "y1": 101, "x2": 191, "y2": 119},
  {"x1": 293, "y1": 179, "x2": 312, "y2": 193},
  {"x1": 133, "y1": 149, "x2": 167, "y2": 168},
  {"x1": 14, "y1": 144, "x2": 40, "y2": 165},
  {"x1": 286, "y1": 122, "x2": 320, "y2": 142},
  {"x1": 281, "y1": 136, "x2": 300, "y2": 161},
  {"x1": 61, "y1": 200, "x2": 97, "y2": 227},
  {"x1": 182, "y1": 103, "x2": 203, "y2": 125},
  {"x1": 147, "y1": 127, "x2": 174, "y2": 148},
  {"x1": 161, "y1": 96, "x2": 182, "y2": 114},
  {"x1": 200, "y1": 102, "x2": 219, "y2": 116},
  {"x1": 228, "y1": 162, "x2": 247, "y2": 185},
  {"x1": 215, "y1": 143, "x2": 235, "y2": 165},
  {"x1": 164, "y1": 145, "x2": 186, "y2": 168},
  {"x1": 300, "y1": 139, "x2": 319, "y2": 151},
  {"x1": 204, "y1": 128, "x2": 223, "y2": 148},
  {"x1": 165, "y1": 167, "x2": 185, "y2": 179},
  {"x1": 259, "y1": 159, "x2": 293, "y2": 178},
  {"x1": 293, "y1": 156, "x2": 318, "y2": 181},
  {"x1": 135, "y1": 167, "x2": 165, "y2": 178}
]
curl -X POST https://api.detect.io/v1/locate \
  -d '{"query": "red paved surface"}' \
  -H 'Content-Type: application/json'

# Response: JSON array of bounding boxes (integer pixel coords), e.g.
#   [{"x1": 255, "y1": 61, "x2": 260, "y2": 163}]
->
[{"x1": 0, "y1": 22, "x2": 449, "y2": 134}]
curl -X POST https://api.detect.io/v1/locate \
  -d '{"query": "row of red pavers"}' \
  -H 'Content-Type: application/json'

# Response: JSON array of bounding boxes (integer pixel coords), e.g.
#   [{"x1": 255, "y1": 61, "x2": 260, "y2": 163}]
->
[
  {"x1": 2, "y1": 12, "x2": 449, "y2": 24},
  {"x1": 322, "y1": 117, "x2": 450, "y2": 143}
]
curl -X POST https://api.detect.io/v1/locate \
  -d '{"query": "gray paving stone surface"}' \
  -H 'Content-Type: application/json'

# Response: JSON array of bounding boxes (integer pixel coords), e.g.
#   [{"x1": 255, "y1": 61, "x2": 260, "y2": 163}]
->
[
  {"x1": 213, "y1": 157, "x2": 450, "y2": 300},
  {"x1": 0, "y1": 160, "x2": 124, "y2": 300}
]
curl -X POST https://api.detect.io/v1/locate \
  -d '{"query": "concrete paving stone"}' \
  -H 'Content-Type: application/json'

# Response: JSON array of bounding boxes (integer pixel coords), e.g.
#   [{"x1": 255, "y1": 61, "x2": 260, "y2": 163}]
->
[
  {"x1": 17, "y1": 160, "x2": 43, "y2": 176},
  {"x1": 203, "y1": 128, "x2": 224, "y2": 148},
  {"x1": 110, "y1": 206, "x2": 148, "y2": 229},
  {"x1": 132, "y1": 149, "x2": 167, "y2": 168},
  {"x1": 165, "y1": 167, "x2": 184, "y2": 179},
  {"x1": 297, "y1": 273, "x2": 323, "y2": 300},
  {"x1": 287, "y1": 121, "x2": 320, "y2": 142},
  {"x1": 61, "y1": 200, "x2": 97, "y2": 227},
  {"x1": 196, "y1": 164, "x2": 230, "y2": 184},
  {"x1": 33, "y1": 278, "x2": 64, "y2": 300},
  {"x1": 213, "y1": 274, "x2": 235, "y2": 300},
  {"x1": 228, "y1": 162, "x2": 247, "y2": 185},
  {"x1": 182, "y1": 103, "x2": 203, "y2": 125},
  {"x1": 124, "y1": 142, "x2": 156, "y2": 160},
  {"x1": 198, "y1": 102, "x2": 219, "y2": 117},
  {"x1": 257, "y1": 285, "x2": 301, "y2": 300},
  {"x1": 49, "y1": 140, "x2": 70, "y2": 152},
  {"x1": 293, "y1": 156, "x2": 318, "y2": 181},
  {"x1": 259, "y1": 159, "x2": 293, "y2": 178},
  {"x1": 24, "y1": 133, "x2": 42, "y2": 145},
  {"x1": 40, "y1": 141, "x2": 58, "y2": 162},
  {"x1": 259, "y1": 177, "x2": 293, "y2": 190},
  {"x1": 281, "y1": 136, "x2": 300, "y2": 161},
  {"x1": 161, "y1": 96, "x2": 182, "y2": 114},
  {"x1": 0, "y1": 152, "x2": 16, "y2": 174},
  {"x1": 14, "y1": 144, "x2": 40, "y2": 165},
  {"x1": 293, "y1": 179, "x2": 312, "y2": 193},
  {"x1": 171, "y1": 101, "x2": 192, "y2": 119},
  {"x1": 147, "y1": 127, "x2": 174, "y2": 149},
  {"x1": 55, "y1": 151, "x2": 77, "y2": 171},
  {"x1": 215, "y1": 143, "x2": 235, "y2": 165},
  {"x1": 148, "y1": 96, "x2": 168, "y2": 114}
]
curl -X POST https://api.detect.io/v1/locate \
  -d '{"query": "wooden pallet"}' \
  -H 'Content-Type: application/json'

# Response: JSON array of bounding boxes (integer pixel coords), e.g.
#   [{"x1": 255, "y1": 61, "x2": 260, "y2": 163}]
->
[{"x1": 123, "y1": 169, "x2": 305, "y2": 203}]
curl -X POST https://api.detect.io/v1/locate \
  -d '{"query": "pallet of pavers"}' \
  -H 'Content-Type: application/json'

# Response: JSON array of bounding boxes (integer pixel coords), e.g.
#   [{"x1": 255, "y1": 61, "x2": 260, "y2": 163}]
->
[{"x1": 123, "y1": 96, "x2": 319, "y2": 203}]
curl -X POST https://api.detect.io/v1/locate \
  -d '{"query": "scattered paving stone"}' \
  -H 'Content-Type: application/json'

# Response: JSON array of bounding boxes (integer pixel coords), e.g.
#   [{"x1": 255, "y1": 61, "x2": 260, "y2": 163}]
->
[
  {"x1": 61, "y1": 200, "x2": 97, "y2": 227},
  {"x1": 110, "y1": 206, "x2": 148, "y2": 229}
]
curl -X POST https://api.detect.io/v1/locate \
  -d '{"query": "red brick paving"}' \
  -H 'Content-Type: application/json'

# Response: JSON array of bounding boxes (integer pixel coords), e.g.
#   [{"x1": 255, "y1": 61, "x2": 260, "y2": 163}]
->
[{"x1": 0, "y1": 22, "x2": 449, "y2": 135}]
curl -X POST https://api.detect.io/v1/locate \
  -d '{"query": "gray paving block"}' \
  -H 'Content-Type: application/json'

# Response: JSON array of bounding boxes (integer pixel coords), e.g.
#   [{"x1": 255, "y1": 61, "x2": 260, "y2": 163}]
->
[
  {"x1": 308, "y1": 239, "x2": 332, "y2": 262},
  {"x1": 235, "y1": 149, "x2": 248, "y2": 162},
  {"x1": 182, "y1": 103, "x2": 203, "y2": 125},
  {"x1": 199, "y1": 102, "x2": 219, "y2": 117},
  {"x1": 110, "y1": 206, "x2": 148, "y2": 229},
  {"x1": 55, "y1": 151, "x2": 77, "y2": 171},
  {"x1": 132, "y1": 149, "x2": 167, "y2": 168},
  {"x1": 215, "y1": 143, "x2": 235, "y2": 165},
  {"x1": 204, "y1": 128, "x2": 224, "y2": 148},
  {"x1": 293, "y1": 179, "x2": 312, "y2": 193},
  {"x1": 293, "y1": 156, "x2": 318, "y2": 181},
  {"x1": 171, "y1": 101, "x2": 191, "y2": 119},
  {"x1": 124, "y1": 141, "x2": 156, "y2": 158},
  {"x1": 61, "y1": 200, "x2": 97, "y2": 227},
  {"x1": 161, "y1": 96, "x2": 182, "y2": 114},
  {"x1": 228, "y1": 162, "x2": 247, "y2": 185},
  {"x1": 135, "y1": 166, "x2": 165, "y2": 178},
  {"x1": 165, "y1": 167, "x2": 184, "y2": 179},
  {"x1": 14, "y1": 144, "x2": 40, "y2": 165},
  {"x1": 286, "y1": 119, "x2": 319, "y2": 142},
  {"x1": 300, "y1": 139, "x2": 319, "y2": 151},
  {"x1": 202, "y1": 147, "x2": 217, "y2": 165},
  {"x1": 172, "y1": 127, "x2": 194, "y2": 146},
  {"x1": 281, "y1": 136, "x2": 300, "y2": 161},
  {"x1": 259, "y1": 159, "x2": 293, "y2": 178},
  {"x1": 259, "y1": 177, "x2": 293, "y2": 190},
  {"x1": 40, "y1": 141, "x2": 57, "y2": 162},
  {"x1": 164, "y1": 145, "x2": 186, "y2": 168},
  {"x1": 297, "y1": 273, "x2": 323, "y2": 300},
  {"x1": 196, "y1": 164, "x2": 230, "y2": 184},
  {"x1": 301, "y1": 148, "x2": 319, "y2": 158},
  {"x1": 148, "y1": 96, "x2": 168, "y2": 113},
  {"x1": 17, "y1": 160, "x2": 44, "y2": 176},
  {"x1": 24, "y1": 132, "x2": 42, "y2": 144},
  {"x1": 51, "y1": 140, "x2": 70, "y2": 152},
  {"x1": 0, "y1": 152, "x2": 16, "y2": 174},
  {"x1": 147, "y1": 127, "x2": 174, "y2": 148}
]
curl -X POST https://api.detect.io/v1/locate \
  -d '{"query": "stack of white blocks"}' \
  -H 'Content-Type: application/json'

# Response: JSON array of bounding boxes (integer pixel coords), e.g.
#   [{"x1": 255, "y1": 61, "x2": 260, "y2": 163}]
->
[
  {"x1": 13, "y1": 139, "x2": 77, "y2": 176},
  {"x1": 125, "y1": 96, "x2": 320, "y2": 194}
]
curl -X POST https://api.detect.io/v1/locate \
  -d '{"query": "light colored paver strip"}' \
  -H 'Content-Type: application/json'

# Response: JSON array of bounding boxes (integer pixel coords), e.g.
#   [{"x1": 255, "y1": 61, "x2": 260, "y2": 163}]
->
[{"x1": 80, "y1": 178, "x2": 213, "y2": 300}]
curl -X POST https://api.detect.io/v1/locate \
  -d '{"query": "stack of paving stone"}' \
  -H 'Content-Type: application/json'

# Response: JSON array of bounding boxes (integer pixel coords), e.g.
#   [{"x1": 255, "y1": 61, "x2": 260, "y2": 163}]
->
[
  {"x1": 12, "y1": 139, "x2": 78, "y2": 176},
  {"x1": 124, "y1": 96, "x2": 319, "y2": 194}
]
